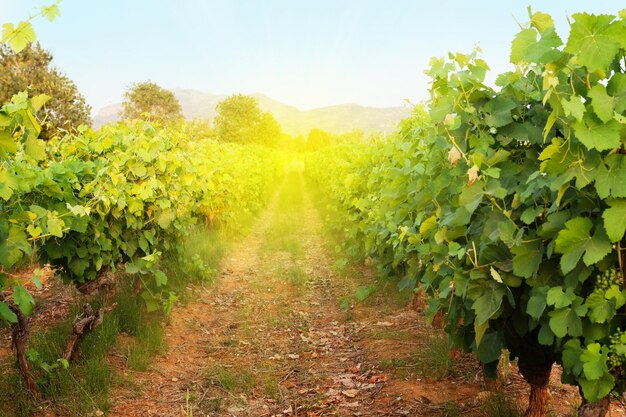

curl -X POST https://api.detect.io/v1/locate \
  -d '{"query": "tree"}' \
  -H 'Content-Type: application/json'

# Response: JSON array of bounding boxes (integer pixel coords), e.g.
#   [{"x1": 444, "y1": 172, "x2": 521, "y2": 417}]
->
[
  {"x1": 122, "y1": 81, "x2": 182, "y2": 123},
  {"x1": 214, "y1": 94, "x2": 282, "y2": 147},
  {"x1": 0, "y1": 43, "x2": 91, "y2": 139},
  {"x1": 306, "y1": 128, "x2": 332, "y2": 151}
]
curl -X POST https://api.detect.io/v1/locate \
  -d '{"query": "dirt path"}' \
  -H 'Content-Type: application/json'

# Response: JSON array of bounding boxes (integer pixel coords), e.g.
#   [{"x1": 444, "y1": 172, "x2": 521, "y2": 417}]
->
[
  {"x1": 106, "y1": 174, "x2": 625, "y2": 417},
  {"x1": 108, "y1": 174, "x2": 416, "y2": 416}
]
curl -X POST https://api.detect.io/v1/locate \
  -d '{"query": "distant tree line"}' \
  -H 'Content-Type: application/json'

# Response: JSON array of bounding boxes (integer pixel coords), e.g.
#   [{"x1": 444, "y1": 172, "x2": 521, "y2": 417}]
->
[{"x1": 1, "y1": 43, "x2": 366, "y2": 149}]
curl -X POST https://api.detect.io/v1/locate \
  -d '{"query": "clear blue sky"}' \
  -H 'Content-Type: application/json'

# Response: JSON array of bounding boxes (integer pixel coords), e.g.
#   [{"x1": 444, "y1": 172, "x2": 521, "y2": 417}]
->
[{"x1": 0, "y1": 1, "x2": 621, "y2": 114}]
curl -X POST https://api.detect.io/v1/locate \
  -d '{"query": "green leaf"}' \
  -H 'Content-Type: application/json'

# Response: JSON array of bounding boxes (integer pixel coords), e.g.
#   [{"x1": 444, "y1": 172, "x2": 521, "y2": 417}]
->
[
  {"x1": 154, "y1": 270, "x2": 167, "y2": 287},
  {"x1": 476, "y1": 331, "x2": 503, "y2": 364},
  {"x1": 419, "y1": 215, "x2": 437, "y2": 236},
  {"x1": 355, "y1": 286, "x2": 374, "y2": 302},
  {"x1": 31, "y1": 94, "x2": 51, "y2": 112},
  {"x1": 511, "y1": 241, "x2": 542, "y2": 278},
  {"x1": 473, "y1": 285, "x2": 505, "y2": 325},
  {"x1": 0, "y1": 301, "x2": 17, "y2": 323},
  {"x1": 520, "y1": 206, "x2": 543, "y2": 224},
  {"x1": 25, "y1": 136, "x2": 46, "y2": 161},
  {"x1": 561, "y1": 96, "x2": 586, "y2": 121},
  {"x1": 555, "y1": 218, "x2": 612, "y2": 274},
  {"x1": 595, "y1": 154, "x2": 626, "y2": 199},
  {"x1": 602, "y1": 199, "x2": 626, "y2": 242},
  {"x1": 587, "y1": 85, "x2": 615, "y2": 123},
  {"x1": 546, "y1": 287, "x2": 575, "y2": 309},
  {"x1": 563, "y1": 339, "x2": 584, "y2": 376},
  {"x1": 510, "y1": 28, "x2": 537, "y2": 64},
  {"x1": 474, "y1": 319, "x2": 489, "y2": 347},
  {"x1": 581, "y1": 343, "x2": 607, "y2": 380},
  {"x1": 41, "y1": 4, "x2": 61, "y2": 22},
  {"x1": 573, "y1": 117, "x2": 621, "y2": 152},
  {"x1": 605, "y1": 285, "x2": 626, "y2": 309},
  {"x1": 530, "y1": 10, "x2": 555, "y2": 33},
  {"x1": 69, "y1": 258, "x2": 89, "y2": 277},
  {"x1": 579, "y1": 373, "x2": 614, "y2": 403},
  {"x1": 585, "y1": 292, "x2": 614, "y2": 324},
  {"x1": 26, "y1": 224, "x2": 42, "y2": 238},
  {"x1": 46, "y1": 212, "x2": 64, "y2": 238},
  {"x1": 549, "y1": 307, "x2": 584, "y2": 338},
  {"x1": 483, "y1": 96, "x2": 517, "y2": 128},
  {"x1": 157, "y1": 209, "x2": 176, "y2": 229},
  {"x1": 564, "y1": 13, "x2": 625, "y2": 71},
  {"x1": 125, "y1": 261, "x2": 143, "y2": 274},
  {"x1": 510, "y1": 27, "x2": 561, "y2": 64},
  {"x1": 0, "y1": 130, "x2": 17, "y2": 157},
  {"x1": 2, "y1": 21, "x2": 36, "y2": 53},
  {"x1": 13, "y1": 285, "x2": 35, "y2": 316},
  {"x1": 459, "y1": 182, "x2": 484, "y2": 214},
  {"x1": 141, "y1": 290, "x2": 160, "y2": 313},
  {"x1": 526, "y1": 286, "x2": 549, "y2": 320},
  {"x1": 538, "y1": 323, "x2": 554, "y2": 345}
]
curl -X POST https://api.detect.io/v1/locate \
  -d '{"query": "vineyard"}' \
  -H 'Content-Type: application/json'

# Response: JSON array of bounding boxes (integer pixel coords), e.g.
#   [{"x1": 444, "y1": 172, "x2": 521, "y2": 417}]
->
[{"x1": 1, "y1": 4, "x2": 626, "y2": 417}]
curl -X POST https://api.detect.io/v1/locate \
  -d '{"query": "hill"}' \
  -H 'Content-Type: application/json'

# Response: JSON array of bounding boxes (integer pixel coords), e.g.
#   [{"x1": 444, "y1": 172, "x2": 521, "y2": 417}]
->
[{"x1": 92, "y1": 89, "x2": 410, "y2": 136}]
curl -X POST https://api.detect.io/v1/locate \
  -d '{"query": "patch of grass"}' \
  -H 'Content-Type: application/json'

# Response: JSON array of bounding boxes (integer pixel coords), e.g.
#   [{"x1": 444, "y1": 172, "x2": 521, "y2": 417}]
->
[
  {"x1": 411, "y1": 334, "x2": 453, "y2": 379},
  {"x1": 288, "y1": 266, "x2": 307, "y2": 287},
  {"x1": 126, "y1": 318, "x2": 165, "y2": 371},
  {"x1": 261, "y1": 173, "x2": 306, "y2": 260},
  {"x1": 260, "y1": 373, "x2": 281, "y2": 400},
  {"x1": 0, "y1": 280, "x2": 169, "y2": 416},
  {"x1": 379, "y1": 358, "x2": 408, "y2": 369},
  {"x1": 0, "y1": 301, "x2": 115, "y2": 416},
  {"x1": 163, "y1": 227, "x2": 225, "y2": 303},
  {"x1": 205, "y1": 363, "x2": 254, "y2": 394},
  {"x1": 438, "y1": 401, "x2": 462, "y2": 417},
  {"x1": 478, "y1": 390, "x2": 522, "y2": 417},
  {"x1": 370, "y1": 329, "x2": 411, "y2": 340}
]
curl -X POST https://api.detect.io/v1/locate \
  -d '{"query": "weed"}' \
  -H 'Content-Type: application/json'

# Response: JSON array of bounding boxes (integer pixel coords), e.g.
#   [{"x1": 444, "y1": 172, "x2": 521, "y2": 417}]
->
[
  {"x1": 370, "y1": 329, "x2": 411, "y2": 341},
  {"x1": 478, "y1": 390, "x2": 522, "y2": 417},
  {"x1": 205, "y1": 363, "x2": 254, "y2": 394},
  {"x1": 412, "y1": 334, "x2": 453, "y2": 379},
  {"x1": 379, "y1": 358, "x2": 408, "y2": 369},
  {"x1": 438, "y1": 401, "x2": 462, "y2": 417},
  {"x1": 288, "y1": 266, "x2": 307, "y2": 287}
]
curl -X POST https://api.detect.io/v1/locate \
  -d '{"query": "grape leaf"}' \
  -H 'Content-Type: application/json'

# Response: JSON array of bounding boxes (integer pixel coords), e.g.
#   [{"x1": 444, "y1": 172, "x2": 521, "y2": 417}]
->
[
  {"x1": 549, "y1": 307, "x2": 584, "y2": 337},
  {"x1": 526, "y1": 286, "x2": 549, "y2": 319},
  {"x1": 13, "y1": 285, "x2": 34, "y2": 315},
  {"x1": 25, "y1": 136, "x2": 46, "y2": 161},
  {"x1": 555, "y1": 218, "x2": 612, "y2": 274},
  {"x1": 511, "y1": 241, "x2": 542, "y2": 278},
  {"x1": 546, "y1": 287, "x2": 576, "y2": 309},
  {"x1": 573, "y1": 117, "x2": 621, "y2": 151},
  {"x1": 41, "y1": 4, "x2": 61, "y2": 22},
  {"x1": 154, "y1": 270, "x2": 167, "y2": 287},
  {"x1": 157, "y1": 209, "x2": 176, "y2": 229},
  {"x1": 587, "y1": 85, "x2": 615, "y2": 123},
  {"x1": 1, "y1": 21, "x2": 36, "y2": 53},
  {"x1": 595, "y1": 154, "x2": 626, "y2": 199},
  {"x1": 579, "y1": 373, "x2": 614, "y2": 403},
  {"x1": 561, "y1": 96, "x2": 586, "y2": 121},
  {"x1": 602, "y1": 199, "x2": 626, "y2": 242},
  {"x1": 0, "y1": 300, "x2": 17, "y2": 323},
  {"x1": 564, "y1": 13, "x2": 625, "y2": 71},
  {"x1": 585, "y1": 292, "x2": 614, "y2": 324}
]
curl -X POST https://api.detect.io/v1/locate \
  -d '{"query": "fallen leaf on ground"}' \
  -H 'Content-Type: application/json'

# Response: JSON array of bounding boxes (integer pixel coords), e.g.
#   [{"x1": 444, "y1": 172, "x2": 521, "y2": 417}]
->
[{"x1": 342, "y1": 389, "x2": 359, "y2": 398}]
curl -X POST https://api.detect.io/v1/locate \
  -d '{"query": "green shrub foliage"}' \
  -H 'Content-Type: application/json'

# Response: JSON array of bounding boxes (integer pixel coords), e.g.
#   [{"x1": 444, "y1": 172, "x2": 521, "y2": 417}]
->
[{"x1": 307, "y1": 9, "x2": 626, "y2": 402}]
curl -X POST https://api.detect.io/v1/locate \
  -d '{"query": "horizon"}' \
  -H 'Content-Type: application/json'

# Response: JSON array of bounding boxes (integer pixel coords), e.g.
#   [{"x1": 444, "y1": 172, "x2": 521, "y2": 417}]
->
[{"x1": 0, "y1": 1, "x2": 622, "y2": 115}]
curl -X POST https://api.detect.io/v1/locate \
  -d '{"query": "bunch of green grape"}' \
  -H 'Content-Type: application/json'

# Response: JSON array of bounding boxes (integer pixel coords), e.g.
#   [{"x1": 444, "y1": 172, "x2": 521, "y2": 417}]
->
[
  {"x1": 595, "y1": 268, "x2": 621, "y2": 292},
  {"x1": 608, "y1": 329, "x2": 626, "y2": 371}
]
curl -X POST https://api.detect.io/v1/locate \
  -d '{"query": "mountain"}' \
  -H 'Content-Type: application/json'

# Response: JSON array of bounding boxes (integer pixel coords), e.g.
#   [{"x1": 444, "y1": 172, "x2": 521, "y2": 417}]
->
[{"x1": 92, "y1": 89, "x2": 410, "y2": 136}]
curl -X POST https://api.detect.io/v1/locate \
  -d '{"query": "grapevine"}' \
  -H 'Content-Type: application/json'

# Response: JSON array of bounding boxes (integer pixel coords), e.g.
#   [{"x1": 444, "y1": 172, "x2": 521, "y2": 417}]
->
[{"x1": 307, "y1": 8, "x2": 626, "y2": 414}]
